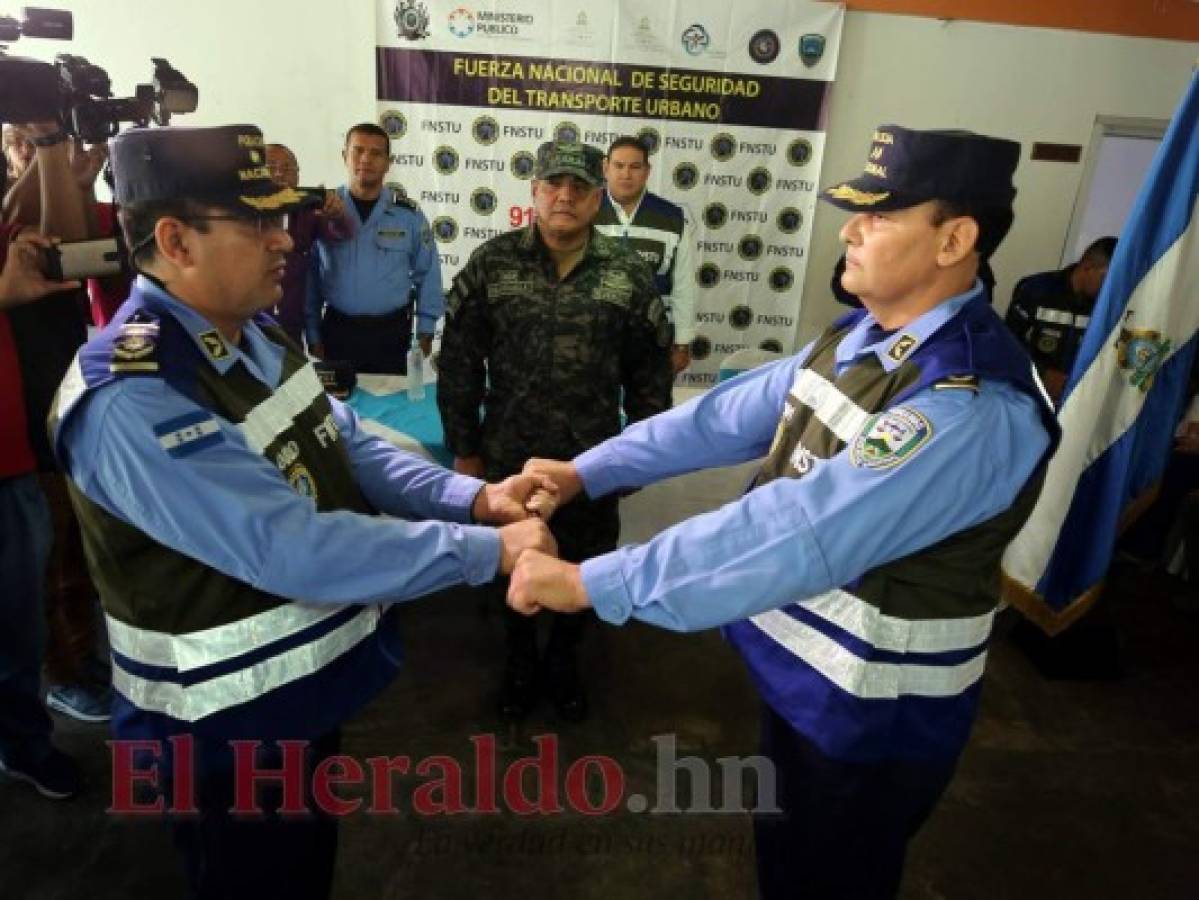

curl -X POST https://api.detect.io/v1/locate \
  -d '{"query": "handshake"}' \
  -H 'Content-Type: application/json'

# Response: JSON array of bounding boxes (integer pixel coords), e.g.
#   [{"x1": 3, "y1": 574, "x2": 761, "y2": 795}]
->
[{"x1": 468, "y1": 457, "x2": 592, "y2": 619}]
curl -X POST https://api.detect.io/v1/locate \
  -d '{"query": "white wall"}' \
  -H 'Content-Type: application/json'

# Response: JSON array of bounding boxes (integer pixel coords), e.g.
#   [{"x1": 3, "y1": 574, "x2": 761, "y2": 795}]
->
[
  {"x1": 11, "y1": 0, "x2": 379, "y2": 190},
  {"x1": 806, "y1": 12, "x2": 1195, "y2": 342},
  {"x1": 11, "y1": 2, "x2": 1197, "y2": 343}
]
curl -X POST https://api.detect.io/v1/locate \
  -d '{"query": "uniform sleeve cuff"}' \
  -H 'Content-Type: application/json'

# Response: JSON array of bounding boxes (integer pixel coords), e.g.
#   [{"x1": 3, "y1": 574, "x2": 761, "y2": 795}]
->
[
  {"x1": 461, "y1": 525, "x2": 502, "y2": 585},
  {"x1": 580, "y1": 554, "x2": 632, "y2": 625},
  {"x1": 574, "y1": 444, "x2": 621, "y2": 499},
  {"x1": 438, "y1": 473, "x2": 486, "y2": 523}
]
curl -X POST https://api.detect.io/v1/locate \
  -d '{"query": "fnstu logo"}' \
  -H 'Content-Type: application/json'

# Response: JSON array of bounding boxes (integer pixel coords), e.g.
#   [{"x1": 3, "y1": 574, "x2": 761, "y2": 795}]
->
[
  {"x1": 729, "y1": 305, "x2": 754, "y2": 330},
  {"x1": 689, "y1": 335, "x2": 712, "y2": 361},
  {"x1": 787, "y1": 138, "x2": 812, "y2": 167},
  {"x1": 769, "y1": 267, "x2": 794, "y2": 292},
  {"x1": 473, "y1": 116, "x2": 499, "y2": 145},
  {"x1": 696, "y1": 263, "x2": 721, "y2": 288},
  {"x1": 710, "y1": 133, "x2": 736, "y2": 162},
  {"x1": 433, "y1": 146, "x2": 460, "y2": 175},
  {"x1": 777, "y1": 208, "x2": 802, "y2": 233},
  {"x1": 637, "y1": 127, "x2": 661, "y2": 156},
  {"x1": 738, "y1": 235, "x2": 763, "y2": 261},
  {"x1": 432, "y1": 217, "x2": 459, "y2": 243},
  {"x1": 746, "y1": 168, "x2": 772, "y2": 196},
  {"x1": 554, "y1": 121, "x2": 580, "y2": 144},
  {"x1": 379, "y1": 111, "x2": 407, "y2": 139},
  {"x1": 470, "y1": 188, "x2": 497, "y2": 216},
  {"x1": 511, "y1": 151, "x2": 537, "y2": 180},
  {"x1": 673, "y1": 162, "x2": 699, "y2": 190},
  {"x1": 703, "y1": 203, "x2": 727, "y2": 230}
]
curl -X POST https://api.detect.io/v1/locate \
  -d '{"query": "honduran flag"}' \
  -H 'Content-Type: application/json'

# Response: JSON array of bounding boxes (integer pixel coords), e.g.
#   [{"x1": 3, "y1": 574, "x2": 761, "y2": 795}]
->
[{"x1": 1002, "y1": 71, "x2": 1199, "y2": 634}]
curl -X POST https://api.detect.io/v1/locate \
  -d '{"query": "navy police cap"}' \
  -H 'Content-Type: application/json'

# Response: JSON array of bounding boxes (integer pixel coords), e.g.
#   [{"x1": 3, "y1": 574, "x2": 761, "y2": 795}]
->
[
  {"x1": 110, "y1": 124, "x2": 319, "y2": 214},
  {"x1": 822, "y1": 125, "x2": 1020, "y2": 212}
]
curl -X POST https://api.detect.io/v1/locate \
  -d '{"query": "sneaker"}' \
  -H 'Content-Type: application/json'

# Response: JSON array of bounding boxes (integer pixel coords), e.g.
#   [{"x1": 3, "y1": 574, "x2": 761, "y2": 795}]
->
[
  {"x1": 46, "y1": 683, "x2": 112, "y2": 723},
  {"x1": 0, "y1": 746, "x2": 81, "y2": 800}
]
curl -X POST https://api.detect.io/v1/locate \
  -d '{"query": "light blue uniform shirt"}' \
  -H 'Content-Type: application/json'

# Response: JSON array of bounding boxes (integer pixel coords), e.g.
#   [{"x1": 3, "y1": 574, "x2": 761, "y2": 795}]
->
[
  {"x1": 305, "y1": 186, "x2": 445, "y2": 345},
  {"x1": 574, "y1": 286, "x2": 1050, "y2": 632},
  {"x1": 61, "y1": 278, "x2": 500, "y2": 605}
]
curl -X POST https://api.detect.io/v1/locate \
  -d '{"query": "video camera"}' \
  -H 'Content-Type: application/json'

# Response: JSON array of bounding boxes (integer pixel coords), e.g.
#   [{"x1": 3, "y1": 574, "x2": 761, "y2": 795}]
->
[{"x1": 0, "y1": 7, "x2": 198, "y2": 142}]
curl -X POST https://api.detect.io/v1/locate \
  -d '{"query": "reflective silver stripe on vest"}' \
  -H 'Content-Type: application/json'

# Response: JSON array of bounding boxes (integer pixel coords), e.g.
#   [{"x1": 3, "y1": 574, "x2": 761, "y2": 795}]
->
[
  {"x1": 802, "y1": 588, "x2": 994, "y2": 653},
  {"x1": 238, "y1": 363, "x2": 325, "y2": 454},
  {"x1": 789, "y1": 369, "x2": 872, "y2": 443},
  {"x1": 105, "y1": 602, "x2": 346, "y2": 672},
  {"x1": 110, "y1": 605, "x2": 381, "y2": 722},
  {"x1": 1035, "y1": 307, "x2": 1088, "y2": 328},
  {"x1": 749, "y1": 609, "x2": 987, "y2": 699}
]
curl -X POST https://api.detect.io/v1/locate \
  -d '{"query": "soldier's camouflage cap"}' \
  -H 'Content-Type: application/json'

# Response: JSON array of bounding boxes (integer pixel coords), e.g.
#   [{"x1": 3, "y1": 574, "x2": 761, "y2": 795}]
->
[{"x1": 533, "y1": 140, "x2": 604, "y2": 187}]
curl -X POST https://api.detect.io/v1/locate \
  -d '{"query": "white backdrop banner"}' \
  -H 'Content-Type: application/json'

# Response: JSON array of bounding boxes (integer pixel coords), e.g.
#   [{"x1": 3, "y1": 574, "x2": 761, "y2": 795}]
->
[{"x1": 375, "y1": 0, "x2": 844, "y2": 386}]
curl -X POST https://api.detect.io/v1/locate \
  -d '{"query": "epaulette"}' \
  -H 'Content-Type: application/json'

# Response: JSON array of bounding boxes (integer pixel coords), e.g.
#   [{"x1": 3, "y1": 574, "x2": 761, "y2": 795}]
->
[
  {"x1": 110, "y1": 311, "x2": 161, "y2": 375},
  {"x1": 933, "y1": 374, "x2": 980, "y2": 393},
  {"x1": 388, "y1": 183, "x2": 417, "y2": 210}
]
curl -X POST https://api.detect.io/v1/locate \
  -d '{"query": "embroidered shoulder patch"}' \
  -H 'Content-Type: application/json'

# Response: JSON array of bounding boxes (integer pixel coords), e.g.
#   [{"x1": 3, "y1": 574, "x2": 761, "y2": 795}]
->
[
  {"x1": 849, "y1": 407, "x2": 933, "y2": 470},
  {"x1": 111, "y1": 321, "x2": 160, "y2": 374},
  {"x1": 154, "y1": 411, "x2": 224, "y2": 458}
]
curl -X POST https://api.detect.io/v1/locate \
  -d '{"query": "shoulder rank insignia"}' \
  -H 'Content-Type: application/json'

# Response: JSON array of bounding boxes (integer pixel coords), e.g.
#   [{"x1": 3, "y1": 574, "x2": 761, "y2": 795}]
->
[
  {"x1": 849, "y1": 406, "x2": 933, "y2": 470},
  {"x1": 933, "y1": 374, "x2": 980, "y2": 393},
  {"x1": 110, "y1": 321, "x2": 160, "y2": 374},
  {"x1": 886, "y1": 333, "x2": 919, "y2": 363},
  {"x1": 198, "y1": 329, "x2": 231, "y2": 361}
]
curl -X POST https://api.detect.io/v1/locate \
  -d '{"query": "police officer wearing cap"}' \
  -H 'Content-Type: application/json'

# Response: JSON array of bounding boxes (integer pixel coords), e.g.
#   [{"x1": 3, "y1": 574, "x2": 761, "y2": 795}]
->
[
  {"x1": 438, "y1": 140, "x2": 673, "y2": 723},
  {"x1": 47, "y1": 124, "x2": 555, "y2": 899},
  {"x1": 305, "y1": 122, "x2": 442, "y2": 374},
  {"x1": 506, "y1": 126, "x2": 1059, "y2": 897}
]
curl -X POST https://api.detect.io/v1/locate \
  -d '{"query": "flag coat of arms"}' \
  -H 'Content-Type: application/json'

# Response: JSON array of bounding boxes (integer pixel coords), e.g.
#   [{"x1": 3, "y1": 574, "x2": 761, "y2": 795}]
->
[{"x1": 1002, "y1": 71, "x2": 1199, "y2": 634}]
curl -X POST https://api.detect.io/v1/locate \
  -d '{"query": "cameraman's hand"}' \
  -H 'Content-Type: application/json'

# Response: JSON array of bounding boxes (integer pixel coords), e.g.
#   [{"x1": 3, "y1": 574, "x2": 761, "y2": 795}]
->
[
  {"x1": 318, "y1": 190, "x2": 346, "y2": 220},
  {"x1": 69, "y1": 140, "x2": 108, "y2": 192},
  {"x1": 0, "y1": 232, "x2": 80, "y2": 309}
]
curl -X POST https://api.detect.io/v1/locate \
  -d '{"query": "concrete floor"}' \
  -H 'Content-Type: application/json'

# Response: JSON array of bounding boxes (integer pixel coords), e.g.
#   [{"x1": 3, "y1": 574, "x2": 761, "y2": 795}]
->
[{"x1": 4, "y1": 464, "x2": 1198, "y2": 899}]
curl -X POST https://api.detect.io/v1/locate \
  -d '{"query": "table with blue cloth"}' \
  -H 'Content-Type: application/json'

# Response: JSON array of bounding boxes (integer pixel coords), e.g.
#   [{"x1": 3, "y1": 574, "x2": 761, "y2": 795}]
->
[{"x1": 347, "y1": 374, "x2": 453, "y2": 468}]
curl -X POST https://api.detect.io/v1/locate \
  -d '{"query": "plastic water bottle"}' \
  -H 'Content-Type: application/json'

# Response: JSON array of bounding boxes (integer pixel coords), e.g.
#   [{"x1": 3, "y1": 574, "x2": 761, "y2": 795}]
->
[{"x1": 407, "y1": 345, "x2": 425, "y2": 401}]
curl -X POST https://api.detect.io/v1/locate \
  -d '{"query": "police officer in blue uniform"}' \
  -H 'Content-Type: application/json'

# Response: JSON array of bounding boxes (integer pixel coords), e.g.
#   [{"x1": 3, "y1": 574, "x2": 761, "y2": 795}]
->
[
  {"x1": 507, "y1": 126, "x2": 1059, "y2": 898},
  {"x1": 48, "y1": 124, "x2": 555, "y2": 900},
  {"x1": 306, "y1": 122, "x2": 443, "y2": 374}
]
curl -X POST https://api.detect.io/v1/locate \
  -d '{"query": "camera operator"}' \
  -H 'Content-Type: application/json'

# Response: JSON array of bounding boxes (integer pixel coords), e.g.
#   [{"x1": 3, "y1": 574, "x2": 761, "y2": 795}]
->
[
  {"x1": 2, "y1": 118, "x2": 113, "y2": 756},
  {"x1": 0, "y1": 119, "x2": 97, "y2": 799},
  {"x1": 2, "y1": 123, "x2": 123, "y2": 326}
]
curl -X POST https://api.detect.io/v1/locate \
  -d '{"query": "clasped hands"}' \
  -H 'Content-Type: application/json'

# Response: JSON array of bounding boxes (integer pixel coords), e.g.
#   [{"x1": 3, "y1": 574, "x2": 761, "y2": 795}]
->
[{"x1": 464, "y1": 456, "x2": 593, "y2": 617}]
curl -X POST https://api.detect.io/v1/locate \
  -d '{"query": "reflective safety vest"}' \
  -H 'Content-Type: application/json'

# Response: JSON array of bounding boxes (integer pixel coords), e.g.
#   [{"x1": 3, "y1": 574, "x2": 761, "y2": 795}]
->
[
  {"x1": 50, "y1": 286, "x2": 403, "y2": 760},
  {"x1": 724, "y1": 297, "x2": 1058, "y2": 762},
  {"x1": 596, "y1": 191, "x2": 685, "y2": 300}
]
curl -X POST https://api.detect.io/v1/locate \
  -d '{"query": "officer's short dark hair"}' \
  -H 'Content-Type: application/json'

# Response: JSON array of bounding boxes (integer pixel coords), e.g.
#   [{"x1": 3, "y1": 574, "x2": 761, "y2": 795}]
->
[
  {"x1": 606, "y1": 136, "x2": 649, "y2": 164},
  {"x1": 1080, "y1": 236, "x2": 1118, "y2": 267},
  {"x1": 345, "y1": 123, "x2": 390, "y2": 150},
  {"x1": 929, "y1": 199, "x2": 1014, "y2": 260},
  {"x1": 119, "y1": 198, "x2": 213, "y2": 268}
]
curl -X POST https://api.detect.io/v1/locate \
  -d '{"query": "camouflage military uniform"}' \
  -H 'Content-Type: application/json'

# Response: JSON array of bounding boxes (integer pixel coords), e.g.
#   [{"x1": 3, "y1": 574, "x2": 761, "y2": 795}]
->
[{"x1": 438, "y1": 223, "x2": 673, "y2": 560}]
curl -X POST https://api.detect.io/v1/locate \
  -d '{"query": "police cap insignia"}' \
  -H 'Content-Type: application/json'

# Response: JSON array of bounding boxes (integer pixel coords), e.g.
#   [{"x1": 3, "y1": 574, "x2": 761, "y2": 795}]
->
[{"x1": 825, "y1": 185, "x2": 891, "y2": 206}]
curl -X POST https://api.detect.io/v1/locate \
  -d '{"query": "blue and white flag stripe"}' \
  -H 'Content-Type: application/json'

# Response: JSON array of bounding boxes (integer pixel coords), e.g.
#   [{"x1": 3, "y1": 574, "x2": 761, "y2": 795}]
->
[
  {"x1": 1002, "y1": 70, "x2": 1199, "y2": 632},
  {"x1": 154, "y1": 410, "x2": 224, "y2": 458}
]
